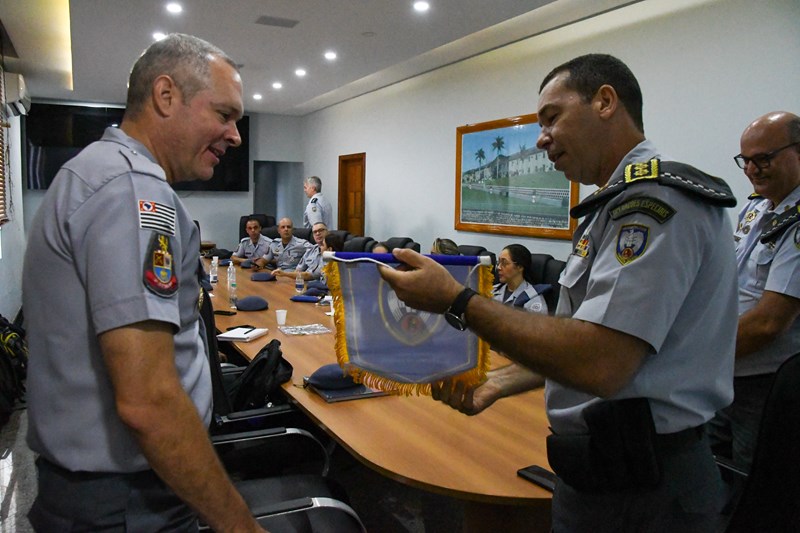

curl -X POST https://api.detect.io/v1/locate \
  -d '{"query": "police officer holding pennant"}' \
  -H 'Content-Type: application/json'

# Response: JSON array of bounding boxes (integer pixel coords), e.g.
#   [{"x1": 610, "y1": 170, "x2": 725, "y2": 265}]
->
[{"x1": 380, "y1": 54, "x2": 739, "y2": 531}]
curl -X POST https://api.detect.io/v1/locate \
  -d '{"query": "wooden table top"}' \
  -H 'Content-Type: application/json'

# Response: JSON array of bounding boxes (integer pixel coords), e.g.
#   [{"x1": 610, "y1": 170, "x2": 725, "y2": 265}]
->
[{"x1": 208, "y1": 260, "x2": 553, "y2": 504}]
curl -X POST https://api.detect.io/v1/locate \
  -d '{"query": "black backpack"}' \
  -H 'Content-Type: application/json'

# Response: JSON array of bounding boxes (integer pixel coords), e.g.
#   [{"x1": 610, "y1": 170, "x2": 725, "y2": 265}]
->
[
  {"x1": 0, "y1": 313, "x2": 28, "y2": 426},
  {"x1": 227, "y1": 339, "x2": 293, "y2": 411}
]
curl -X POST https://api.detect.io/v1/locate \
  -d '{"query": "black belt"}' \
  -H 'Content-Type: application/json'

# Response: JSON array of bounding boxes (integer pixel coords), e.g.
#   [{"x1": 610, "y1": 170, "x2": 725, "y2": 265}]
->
[{"x1": 653, "y1": 425, "x2": 704, "y2": 450}]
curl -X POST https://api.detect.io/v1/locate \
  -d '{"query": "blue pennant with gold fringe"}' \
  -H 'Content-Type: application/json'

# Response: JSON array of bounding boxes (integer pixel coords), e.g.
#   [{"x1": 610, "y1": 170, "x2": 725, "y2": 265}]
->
[{"x1": 323, "y1": 252, "x2": 493, "y2": 396}]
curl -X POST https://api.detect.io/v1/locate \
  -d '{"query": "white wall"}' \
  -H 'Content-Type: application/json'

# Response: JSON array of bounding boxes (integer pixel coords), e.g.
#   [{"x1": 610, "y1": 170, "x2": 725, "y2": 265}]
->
[
  {"x1": 0, "y1": 115, "x2": 26, "y2": 318},
  {"x1": 300, "y1": 0, "x2": 800, "y2": 259}
]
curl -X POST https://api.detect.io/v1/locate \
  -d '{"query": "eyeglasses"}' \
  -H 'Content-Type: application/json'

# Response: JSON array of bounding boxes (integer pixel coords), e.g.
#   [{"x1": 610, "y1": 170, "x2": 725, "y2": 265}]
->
[
  {"x1": 496, "y1": 259, "x2": 516, "y2": 268},
  {"x1": 312, "y1": 228, "x2": 327, "y2": 234},
  {"x1": 734, "y1": 142, "x2": 800, "y2": 171}
]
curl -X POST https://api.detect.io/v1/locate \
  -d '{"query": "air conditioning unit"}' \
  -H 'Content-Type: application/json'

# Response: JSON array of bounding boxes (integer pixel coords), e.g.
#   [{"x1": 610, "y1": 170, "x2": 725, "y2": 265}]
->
[{"x1": 3, "y1": 72, "x2": 30, "y2": 117}]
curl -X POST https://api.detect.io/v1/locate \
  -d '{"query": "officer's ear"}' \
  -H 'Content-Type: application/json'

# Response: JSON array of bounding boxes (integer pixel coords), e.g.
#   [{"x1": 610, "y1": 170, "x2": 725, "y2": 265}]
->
[
  {"x1": 152, "y1": 75, "x2": 179, "y2": 117},
  {"x1": 593, "y1": 84, "x2": 618, "y2": 121}
]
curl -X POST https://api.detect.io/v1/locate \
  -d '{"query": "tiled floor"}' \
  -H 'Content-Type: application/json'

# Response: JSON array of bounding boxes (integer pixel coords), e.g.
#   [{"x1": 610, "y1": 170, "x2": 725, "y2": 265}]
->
[
  {"x1": 0, "y1": 409, "x2": 35, "y2": 533},
  {"x1": 0, "y1": 408, "x2": 462, "y2": 532}
]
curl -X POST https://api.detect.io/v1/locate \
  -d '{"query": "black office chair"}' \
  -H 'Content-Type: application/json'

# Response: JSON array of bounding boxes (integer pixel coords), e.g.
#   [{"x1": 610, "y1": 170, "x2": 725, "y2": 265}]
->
[
  {"x1": 239, "y1": 214, "x2": 276, "y2": 240},
  {"x1": 718, "y1": 352, "x2": 800, "y2": 532},
  {"x1": 457, "y1": 244, "x2": 498, "y2": 282},
  {"x1": 541, "y1": 257, "x2": 565, "y2": 313},
  {"x1": 293, "y1": 227, "x2": 313, "y2": 244},
  {"x1": 384, "y1": 237, "x2": 420, "y2": 253},
  {"x1": 198, "y1": 287, "x2": 366, "y2": 532},
  {"x1": 327, "y1": 230, "x2": 351, "y2": 244},
  {"x1": 343, "y1": 236, "x2": 376, "y2": 252},
  {"x1": 529, "y1": 253, "x2": 554, "y2": 285},
  {"x1": 261, "y1": 225, "x2": 280, "y2": 240}
]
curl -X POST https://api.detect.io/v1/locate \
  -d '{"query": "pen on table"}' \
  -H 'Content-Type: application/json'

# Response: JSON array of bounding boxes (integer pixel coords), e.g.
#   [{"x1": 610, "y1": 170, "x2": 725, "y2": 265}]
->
[{"x1": 242, "y1": 327, "x2": 256, "y2": 334}]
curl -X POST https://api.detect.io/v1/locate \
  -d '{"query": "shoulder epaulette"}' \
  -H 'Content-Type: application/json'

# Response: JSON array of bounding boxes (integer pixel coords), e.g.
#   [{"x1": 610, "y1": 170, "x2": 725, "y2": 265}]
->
[
  {"x1": 570, "y1": 159, "x2": 737, "y2": 219},
  {"x1": 748, "y1": 192, "x2": 764, "y2": 200},
  {"x1": 760, "y1": 201, "x2": 800, "y2": 244},
  {"x1": 310, "y1": 197, "x2": 318, "y2": 204}
]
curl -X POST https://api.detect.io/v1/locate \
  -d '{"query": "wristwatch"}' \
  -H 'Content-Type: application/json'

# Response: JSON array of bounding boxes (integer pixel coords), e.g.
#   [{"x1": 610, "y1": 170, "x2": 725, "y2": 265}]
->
[{"x1": 444, "y1": 287, "x2": 478, "y2": 331}]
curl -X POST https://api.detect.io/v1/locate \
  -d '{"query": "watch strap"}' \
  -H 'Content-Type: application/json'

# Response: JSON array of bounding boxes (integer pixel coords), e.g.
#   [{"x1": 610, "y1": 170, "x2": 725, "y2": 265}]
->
[{"x1": 447, "y1": 287, "x2": 478, "y2": 317}]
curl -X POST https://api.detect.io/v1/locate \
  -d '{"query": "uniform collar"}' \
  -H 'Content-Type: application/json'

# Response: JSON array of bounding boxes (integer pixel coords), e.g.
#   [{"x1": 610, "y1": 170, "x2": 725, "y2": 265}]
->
[
  {"x1": 606, "y1": 139, "x2": 661, "y2": 186},
  {"x1": 769, "y1": 183, "x2": 800, "y2": 214},
  {"x1": 101, "y1": 127, "x2": 159, "y2": 166}
]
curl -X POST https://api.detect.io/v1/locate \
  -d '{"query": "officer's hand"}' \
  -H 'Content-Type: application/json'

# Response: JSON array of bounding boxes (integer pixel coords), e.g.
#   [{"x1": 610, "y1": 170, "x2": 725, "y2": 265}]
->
[
  {"x1": 378, "y1": 249, "x2": 463, "y2": 313},
  {"x1": 431, "y1": 378, "x2": 500, "y2": 416}
]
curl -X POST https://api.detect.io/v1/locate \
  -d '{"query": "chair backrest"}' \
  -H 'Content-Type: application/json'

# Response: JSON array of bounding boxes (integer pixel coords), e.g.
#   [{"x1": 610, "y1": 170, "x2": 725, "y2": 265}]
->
[
  {"x1": 261, "y1": 225, "x2": 279, "y2": 240},
  {"x1": 529, "y1": 253, "x2": 554, "y2": 284},
  {"x1": 457, "y1": 244, "x2": 486, "y2": 256},
  {"x1": 198, "y1": 286, "x2": 235, "y2": 419},
  {"x1": 384, "y1": 237, "x2": 420, "y2": 253},
  {"x1": 293, "y1": 227, "x2": 313, "y2": 243},
  {"x1": 343, "y1": 236, "x2": 376, "y2": 252},
  {"x1": 239, "y1": 214, "x2": 276, "y2": 240},
  {"x1": 726, "y1": 352, "x2": 800, "y2": 532},
  {"x1": 328, "y1": 230, "x2": 352, "y2": 244},
  {"x1": 541, "y1": 258, "x2": 565, "y2": 313}
]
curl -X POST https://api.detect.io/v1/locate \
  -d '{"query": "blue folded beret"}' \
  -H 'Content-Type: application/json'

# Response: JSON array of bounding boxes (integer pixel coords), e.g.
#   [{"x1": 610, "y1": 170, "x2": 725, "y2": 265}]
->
[
  {"x1": 306, "y1": 363, "x2": 357, "y2": 390},
  {"x1": 306, "y1": 280, "x2": 329, "y2": 291},
  {"x1": 236, "y1": 295, "x2": 269, "y2": 311},
  {"x1": 304, "y1": 287, "x2": 327, "y2": 297},
  {"x1": 219, "y1": 259, "x2": 231, "y2": 266},
  {"x1": 533, "y1": 283, "x2": 553, "y2": 295},
  {"x1": 290, "y1": 295, "x2": 322, "y2": 303},
  {"x1": 251, "y1": 272, "x2": 276, "y2": 282},
  {"x1": 240, "y1": 260, "x2": 253, "y2": 269}
]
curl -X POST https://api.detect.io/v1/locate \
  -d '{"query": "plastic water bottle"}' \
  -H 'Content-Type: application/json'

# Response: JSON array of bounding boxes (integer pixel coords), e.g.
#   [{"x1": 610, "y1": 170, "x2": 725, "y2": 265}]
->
[
  {"x1": 209, "y1": 256, "x2": 219, "y2": 284},
  {"x1": 228, "y1": 263, "x2": 237, "y2": 308},
  {"x1": 295, "y1": 271, "x2": 304, "y2": 293}
]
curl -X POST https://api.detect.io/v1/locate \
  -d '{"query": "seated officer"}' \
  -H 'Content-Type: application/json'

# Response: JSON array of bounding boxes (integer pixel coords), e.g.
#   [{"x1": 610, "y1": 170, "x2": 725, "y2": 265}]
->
[
  {"x1": 253, "y1": 217, "x2": 310, "y2": 271},
  {"x1": 231, "y1": 216, "x2": 271, "y2": 265},
  {"x1": 274, "y1": 222, "x2": 327, "y2": 280}
]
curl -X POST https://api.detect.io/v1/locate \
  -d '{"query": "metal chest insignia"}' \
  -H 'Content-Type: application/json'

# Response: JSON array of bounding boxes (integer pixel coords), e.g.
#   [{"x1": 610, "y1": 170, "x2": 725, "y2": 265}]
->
[
  {"x1": 574, "y1": 234, "x2": 590, "y2": 258},
  {"x1": 616, "y1": 224, "x2": 649, "y2": 265},
  {"x1": 144, "y1": 233, "x2": 179, "y2": 297}
]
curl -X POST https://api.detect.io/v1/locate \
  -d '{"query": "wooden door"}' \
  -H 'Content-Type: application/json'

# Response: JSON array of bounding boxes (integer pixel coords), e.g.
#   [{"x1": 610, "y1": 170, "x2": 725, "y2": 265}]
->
[{"x1": 338, "y1": 153, "x2": 365, "y2": 236}]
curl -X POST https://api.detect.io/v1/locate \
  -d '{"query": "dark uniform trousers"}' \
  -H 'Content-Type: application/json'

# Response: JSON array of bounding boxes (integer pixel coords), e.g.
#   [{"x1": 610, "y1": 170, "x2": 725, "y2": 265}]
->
[
  {"x1": 29, "y1": 457, "x2": 197, "y2": 532},
  {"x1": 551, "y1": 432, "x2": 723, "y2": 533}
]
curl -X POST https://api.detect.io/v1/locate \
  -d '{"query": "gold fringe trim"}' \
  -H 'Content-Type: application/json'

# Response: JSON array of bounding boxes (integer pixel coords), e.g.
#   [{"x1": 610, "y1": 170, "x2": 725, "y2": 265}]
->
[{"x1": 326, "y1": 261, "x2": 494, "y2": 397}]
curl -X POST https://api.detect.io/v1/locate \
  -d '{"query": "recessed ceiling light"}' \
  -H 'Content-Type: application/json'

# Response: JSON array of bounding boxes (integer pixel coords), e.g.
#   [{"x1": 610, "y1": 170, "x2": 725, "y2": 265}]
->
[
  {"x1": 324, "y1": 51, "x2": 337, "y2": 61},
  {"x1": 413, "y1": 1, "x2": 430, "y2": 13},
  {"x1": 253, "y1": 94, "x2": 263, "y2": 100},
  {"x1": 166, "y1": 3, "x2": 182, "y2": 14},
  {"x1": 272, "y1": 82, "x2": 283, "y2": 90},
  {"x1": 153, "y1": 32, "x2": 167, "y2": 41},
  {"x1": 295, "y1": 68, "x2": 307, "y2": 77}
]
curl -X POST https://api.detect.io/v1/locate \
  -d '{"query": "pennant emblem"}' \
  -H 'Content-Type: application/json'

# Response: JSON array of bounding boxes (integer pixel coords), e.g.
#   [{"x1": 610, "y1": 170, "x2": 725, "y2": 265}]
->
[
  {"x1": 143, "y1": 233, "x2": 178, "y2": 297},
  {"x1": 378, "y1": 279, "x2": 442, "y2": 346},
  {"x1": 616, "y1": 224, "x2": 649, "y2": 265}
]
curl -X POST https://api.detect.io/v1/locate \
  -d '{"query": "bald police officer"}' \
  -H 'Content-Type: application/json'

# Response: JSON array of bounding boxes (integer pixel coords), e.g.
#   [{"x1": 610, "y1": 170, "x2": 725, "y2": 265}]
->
[
  {"x1": 709, "y1": 111, "x2": 800, "y2": 472},
  {"x1": 380, "y1": 54, "x2": 738, "y2": 532},
  {"x1": 302, "y1": 175, "x2": 332, "y2": 229},
  {"x1": 23, "y1": 34, "x2": 264, "y2": 532},
  {"x1": 253, "y1": 217, "x2": 310, "y2": 271},
  {"x1": 274, "y1": 222, "x2": 328, "y2": 281}
]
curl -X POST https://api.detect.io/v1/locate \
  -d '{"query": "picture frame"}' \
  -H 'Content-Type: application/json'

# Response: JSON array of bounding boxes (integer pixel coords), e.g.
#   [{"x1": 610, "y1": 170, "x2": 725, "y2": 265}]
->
[{"x1": 455, "y1": 113, "x2": 579, "y2": 240}]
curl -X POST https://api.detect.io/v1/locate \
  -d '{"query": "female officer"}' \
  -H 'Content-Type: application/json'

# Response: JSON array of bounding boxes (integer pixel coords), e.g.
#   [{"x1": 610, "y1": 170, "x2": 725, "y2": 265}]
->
[{"x1": 492, "y1": 244, "x2": 548, "y2": 315}]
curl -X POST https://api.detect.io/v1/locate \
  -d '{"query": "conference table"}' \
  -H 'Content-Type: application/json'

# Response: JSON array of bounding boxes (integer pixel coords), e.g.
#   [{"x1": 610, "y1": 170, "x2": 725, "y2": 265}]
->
[{"x1": 207, "y1": 259, "x2": 553, "y2": 532}]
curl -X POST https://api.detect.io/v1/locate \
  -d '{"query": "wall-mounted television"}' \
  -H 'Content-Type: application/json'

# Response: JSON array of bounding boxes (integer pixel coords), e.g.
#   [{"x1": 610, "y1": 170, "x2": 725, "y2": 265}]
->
[{"x1": 23, "y1": 103, "x2": 250, "y2": 191}]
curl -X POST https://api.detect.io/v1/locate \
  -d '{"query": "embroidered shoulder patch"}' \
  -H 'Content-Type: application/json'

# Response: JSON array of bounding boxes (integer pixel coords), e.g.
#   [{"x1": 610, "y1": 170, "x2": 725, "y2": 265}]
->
[
  {"x1": 138, "y1": 200, "x2": 176, "y2": 236},
  {"x1": 616, "y1": 224, "x2": 649, "y2": 265},
  {"x1": 143, "y1": 233, "x2": 179, "y2": 297},
  {"x1": 609, "y1": 196, "x2": 676, "y2": 224}
]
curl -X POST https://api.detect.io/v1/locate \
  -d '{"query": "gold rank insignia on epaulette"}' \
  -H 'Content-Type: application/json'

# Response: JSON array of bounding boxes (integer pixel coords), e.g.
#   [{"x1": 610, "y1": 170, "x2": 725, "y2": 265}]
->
[
  {"x1": 624, "y1": 159, "x2": 659, "y2": 183},
  {"x1": 759, "y1": 201, "x2": 800, "y2": 245},
  {"x1": 570, "y1": 158, "x2": 737, "y2": 219},
  {"x1": 748, "y1": 192, "x2": 764, "y2": 200}
]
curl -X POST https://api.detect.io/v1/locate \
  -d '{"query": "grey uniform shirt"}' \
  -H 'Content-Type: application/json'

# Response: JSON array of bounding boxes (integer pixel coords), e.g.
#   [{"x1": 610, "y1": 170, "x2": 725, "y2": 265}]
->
[
  {"x1": 23, "y1": 127, "x2": 212, "y2": 473},
  {"x1": 235, "y1": 234, "x2": 271, "y2": 259},
  {"x1": 261, "y1": 235, "x2": 312, "y2": 271},
  {"x1": 734, "y1": 184, "x2": 800, "y2": 376},
  {"x1": 303, "y1": 192, "x2": 332, "y2": 229},
  {"x1": 545, "y1": 140, "x2": 737, "y2": 435},
  {"x1": 492, "y1": 281, "x2": 548, "y2": 314},
  {"x1": 296, "y1": 244, "x2": 324, "y2": 279}
]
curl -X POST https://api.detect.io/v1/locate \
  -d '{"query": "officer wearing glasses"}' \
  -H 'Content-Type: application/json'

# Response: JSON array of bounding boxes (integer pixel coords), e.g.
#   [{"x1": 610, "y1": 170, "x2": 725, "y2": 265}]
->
[{"x1": 708, "y1": 111, "x2": 800, "y2": 472}]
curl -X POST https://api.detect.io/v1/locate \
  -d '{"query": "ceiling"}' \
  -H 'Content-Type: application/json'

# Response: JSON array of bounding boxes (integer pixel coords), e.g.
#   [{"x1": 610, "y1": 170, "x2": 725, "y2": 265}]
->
[{"x1": 0, "y1": 0, "x2": 641, "y2": 116}]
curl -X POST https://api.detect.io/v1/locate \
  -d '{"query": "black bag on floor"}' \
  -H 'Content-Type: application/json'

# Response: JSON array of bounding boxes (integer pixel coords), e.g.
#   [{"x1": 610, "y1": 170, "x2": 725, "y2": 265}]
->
[
  {"x1": 0, "y1": 313, "x2": 28, "y2": 426},
  {"x1": 228, "y1": 339, "x2": 293, "y2": 411}
]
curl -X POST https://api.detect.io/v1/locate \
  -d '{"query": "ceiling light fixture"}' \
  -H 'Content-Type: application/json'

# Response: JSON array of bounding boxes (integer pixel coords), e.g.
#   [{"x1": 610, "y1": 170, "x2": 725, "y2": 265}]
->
[
  {"x1": 166, "y1": 3, "x2": 183, "y2": 14},
  {"x1": 295, "y1": 68, "x2": 307, "y2": 77},
  {"x1": 413, "y1": 1, "x2": 430, "y2": 13},
  {"x1": 272, "y1": 82, "x2": 283, "y2": 90},
  {"x1": 324, "y1": 51, "x2": 337, "y2": 61},
  {"x1": 153, "y1": 32, "x2": 167, "y2": 41},
  {"x1": 253, "y1": 94, "x2": 263, "y2": 100}
]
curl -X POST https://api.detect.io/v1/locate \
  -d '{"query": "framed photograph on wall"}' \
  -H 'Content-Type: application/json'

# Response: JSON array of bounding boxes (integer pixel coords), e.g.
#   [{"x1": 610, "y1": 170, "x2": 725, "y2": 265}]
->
[{"x1": 455, "y1": 113, "x2": 579, "y2": 240}]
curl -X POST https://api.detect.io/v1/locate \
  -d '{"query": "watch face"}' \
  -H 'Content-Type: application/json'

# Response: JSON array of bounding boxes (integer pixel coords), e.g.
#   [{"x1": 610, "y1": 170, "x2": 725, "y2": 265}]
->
[{"x1": 445, "y1": 312, "x2": 467, "y2": 331}]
